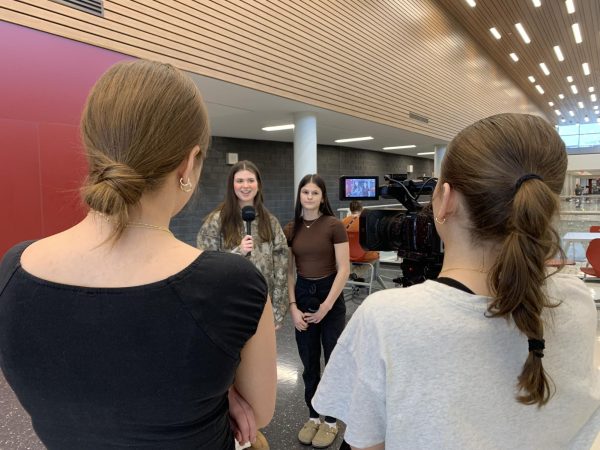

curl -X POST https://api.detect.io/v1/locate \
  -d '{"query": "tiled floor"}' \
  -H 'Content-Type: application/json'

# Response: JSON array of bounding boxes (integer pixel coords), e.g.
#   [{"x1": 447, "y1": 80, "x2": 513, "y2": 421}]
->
[{"x1": 1, "y1": 264, "x2": 599, "y2": 450}]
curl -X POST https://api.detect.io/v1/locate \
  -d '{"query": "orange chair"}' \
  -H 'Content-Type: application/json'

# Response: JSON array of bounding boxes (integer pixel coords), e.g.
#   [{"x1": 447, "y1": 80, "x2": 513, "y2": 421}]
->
[
  {"x1": 580, "y1": 238, "x2": 600, "y2": 279},
  {"x1": 589, "y1": 225, "x2": 600, "y2": 232},
  {"x1": 345, "y1": 224, "x2": 386, "y2": 295}
]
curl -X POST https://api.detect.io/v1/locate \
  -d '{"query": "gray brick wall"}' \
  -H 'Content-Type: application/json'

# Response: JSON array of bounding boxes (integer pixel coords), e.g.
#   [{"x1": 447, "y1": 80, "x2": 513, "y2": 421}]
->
[
  {"x1": 317, "y1": 145, "x2": 434, "y2": 216},
  {"x1": 171, "y1": 137, "x2": 434, "y2": 245}
]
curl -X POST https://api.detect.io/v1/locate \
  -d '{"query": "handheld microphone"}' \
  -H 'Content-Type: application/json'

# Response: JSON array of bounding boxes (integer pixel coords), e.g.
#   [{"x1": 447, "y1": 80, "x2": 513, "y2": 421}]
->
[{"x1": 241, "y1": 206, "x2": 256, "y2": 256}]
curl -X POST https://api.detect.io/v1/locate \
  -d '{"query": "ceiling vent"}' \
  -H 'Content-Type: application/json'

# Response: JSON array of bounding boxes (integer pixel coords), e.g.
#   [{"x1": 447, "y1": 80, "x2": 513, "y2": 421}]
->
[
  {"x1": 408, "y1": 112, "x2": 430, "y2": 124},
  {"x1": 52, "y1": 0, "x2": 104, "y2": 17}
]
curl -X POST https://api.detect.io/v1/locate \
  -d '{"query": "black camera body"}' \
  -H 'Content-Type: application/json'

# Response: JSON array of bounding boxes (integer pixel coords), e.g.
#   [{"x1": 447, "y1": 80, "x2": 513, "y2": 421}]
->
[{"x1": 341, "y1": 174, "x2": 443, "y2": 287}]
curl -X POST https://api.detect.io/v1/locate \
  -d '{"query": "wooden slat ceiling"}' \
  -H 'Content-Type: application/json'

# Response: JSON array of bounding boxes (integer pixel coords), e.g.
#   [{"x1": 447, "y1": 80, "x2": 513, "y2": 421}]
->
[{"x1": 435, "y1": 0, "x2": 600, "y2": 126}]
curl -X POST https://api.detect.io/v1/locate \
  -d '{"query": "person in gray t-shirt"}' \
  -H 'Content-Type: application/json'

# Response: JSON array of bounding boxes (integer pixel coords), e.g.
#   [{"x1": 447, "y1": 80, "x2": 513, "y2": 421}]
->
[{"x1": 314, "y1": 113, "x2": 600, "y2": 450}]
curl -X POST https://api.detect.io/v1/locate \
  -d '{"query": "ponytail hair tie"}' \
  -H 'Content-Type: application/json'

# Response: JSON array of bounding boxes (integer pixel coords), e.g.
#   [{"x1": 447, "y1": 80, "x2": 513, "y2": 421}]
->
[
  {"x1": 528, "y1": 338, "x2": 545, "y2": 358},
  {"x1": 515, "y1": 173, "x2": 543, "y2": 192}
]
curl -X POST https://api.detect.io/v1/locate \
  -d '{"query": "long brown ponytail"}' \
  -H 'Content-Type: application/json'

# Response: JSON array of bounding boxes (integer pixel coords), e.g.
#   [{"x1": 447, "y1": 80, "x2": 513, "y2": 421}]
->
[{"x1": 441, "y1": 113, "x2": 567, "y2": 406}]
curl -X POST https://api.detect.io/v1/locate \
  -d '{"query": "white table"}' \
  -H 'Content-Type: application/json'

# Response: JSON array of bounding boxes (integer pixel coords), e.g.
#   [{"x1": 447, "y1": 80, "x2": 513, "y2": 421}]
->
[{"x1": 562, "y1": 232, "x2": 600, "y2": 261}]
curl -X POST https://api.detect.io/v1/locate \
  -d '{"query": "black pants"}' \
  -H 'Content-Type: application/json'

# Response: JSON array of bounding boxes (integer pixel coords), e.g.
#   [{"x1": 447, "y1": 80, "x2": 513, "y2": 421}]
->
[{"x1": 295, "y1": 273, "x2": 346, "y2": 421}]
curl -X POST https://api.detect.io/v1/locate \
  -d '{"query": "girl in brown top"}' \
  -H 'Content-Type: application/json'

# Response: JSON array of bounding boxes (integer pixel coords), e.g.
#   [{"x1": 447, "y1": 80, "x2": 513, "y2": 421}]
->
[{"x1": 284, "y1": 174, "x2": 350, "y2": 448}]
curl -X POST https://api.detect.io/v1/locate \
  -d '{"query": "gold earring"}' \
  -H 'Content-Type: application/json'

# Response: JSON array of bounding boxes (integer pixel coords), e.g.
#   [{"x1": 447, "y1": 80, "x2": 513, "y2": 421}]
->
[
  {"x1": 179, "y1": 177, "x2": 193, "y2": 193},
  {"x1": 434, "y1": 216, "x2": 446, "y2": 224}
]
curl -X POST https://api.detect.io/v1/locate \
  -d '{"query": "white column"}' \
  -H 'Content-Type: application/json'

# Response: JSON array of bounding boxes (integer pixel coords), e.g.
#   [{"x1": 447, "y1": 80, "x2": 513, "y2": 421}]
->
[
  {"x1": 293, "y1": 112, "x2": 317, "y2": 191},
  {"x1": 562, "y1": 173, "x2": 573, "y2": 196},
  {"x1": 433, "y1": 145, "x2": 447, "y2": 178}
]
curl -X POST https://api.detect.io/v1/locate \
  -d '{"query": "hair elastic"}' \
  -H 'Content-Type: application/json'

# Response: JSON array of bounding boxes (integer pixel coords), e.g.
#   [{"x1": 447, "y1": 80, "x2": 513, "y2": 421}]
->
[
  {"x1": 515, "y1": 173, "x2": 543, "y2": 192},
  {"x1": 528, "y1": 338, "x2": 545, "y2": 358}
]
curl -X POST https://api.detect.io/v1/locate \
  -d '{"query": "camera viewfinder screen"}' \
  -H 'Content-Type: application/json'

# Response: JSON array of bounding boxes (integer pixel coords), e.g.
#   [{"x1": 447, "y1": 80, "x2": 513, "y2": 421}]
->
[{"x1": 339, "y1": 176, "x2": 379, "y2": 201}]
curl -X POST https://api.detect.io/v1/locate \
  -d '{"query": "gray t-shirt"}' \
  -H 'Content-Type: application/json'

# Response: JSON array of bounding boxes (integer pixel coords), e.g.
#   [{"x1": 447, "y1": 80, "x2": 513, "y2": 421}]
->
[{"x1": 312, "y1": 273, "x2": 600, "y2": 449}]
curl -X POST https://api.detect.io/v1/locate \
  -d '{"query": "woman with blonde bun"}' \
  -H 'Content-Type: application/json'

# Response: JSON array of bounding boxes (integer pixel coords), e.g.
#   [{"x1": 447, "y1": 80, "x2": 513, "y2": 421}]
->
[{"x1": 0, "y1": 60, "x2": 276, "y2": 450}]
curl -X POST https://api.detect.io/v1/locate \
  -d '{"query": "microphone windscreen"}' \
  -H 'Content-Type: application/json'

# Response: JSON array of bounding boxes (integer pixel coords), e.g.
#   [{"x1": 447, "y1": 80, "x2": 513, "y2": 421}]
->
[{"x1": 241, "y1": 205, "x2": 256, "y2": 222}]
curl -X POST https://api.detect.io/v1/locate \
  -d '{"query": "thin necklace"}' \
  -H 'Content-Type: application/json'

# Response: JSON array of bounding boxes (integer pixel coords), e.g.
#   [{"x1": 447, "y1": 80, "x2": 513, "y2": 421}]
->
[
  {"x1": 440, "y1": 251, "x2": 488, "y2": 275},
  {"x1": 302, "y1": 214, "x2": 322, "y2": 229},
  {"x1": 93, "y1": 211, "x2": 173, "y2": 236},
  {"x1": 126, "y1": 221, "x2": 173, "y2": 235},
  {"x1": 439, "y1": 267, "x2": 488, "y2": 274}
]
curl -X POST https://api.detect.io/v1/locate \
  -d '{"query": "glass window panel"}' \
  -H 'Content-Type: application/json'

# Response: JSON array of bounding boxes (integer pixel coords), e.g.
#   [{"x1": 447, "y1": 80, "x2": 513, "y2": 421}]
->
[
  {"x1": 578, "y1": 133, "x2": 600, "y2": 147},
  {"x1": 559, "y1": 124, "x2": 580, "y2": 136},
  {"x1": 580, "y1": 123, "x2": 600, "y2": 135},
  {"x1": 561, "y1": 135, "x2": 580, "y2": 147}
]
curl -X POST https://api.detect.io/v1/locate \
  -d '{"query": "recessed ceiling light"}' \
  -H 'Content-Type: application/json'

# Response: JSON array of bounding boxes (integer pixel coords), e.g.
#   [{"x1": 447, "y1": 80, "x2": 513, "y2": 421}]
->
[
  {"x1": 559, "y1": 94, "x2": 565, "y2": 99},
  {"x1": 583, "y1": 63, "x2": 591, "y2": 75},
  {"x1": 567, "y1": 76, "x2": 574, "y2": 83},
  {"x1": 595, "y1": 105, "x2": 600, "y2": 110},
  {"x1": 549, "y1": 101, "x2": 555, "y2": 106},
  {"x1": 262, "y1": 124, "x2": 295, "y2": 131},
  {"x1": 490, "y1": 27, "x2": 502, "y2": 39},
  {"x1": 589, "y1": 87, "x2": 595, "y2": 93},
  {"x1": 509, "y1": 53, "x2": 519, "y2": 62},
  {"x1": 417, "y1": 152, "x2": 435, "y2": 156},
  {"x1": 553, "y1": 46, "x2": 565, "y2": 62},
  {"x1": 465, "y1": 0, "x2": 476, "y2": 7},
  {"x1": 335, "y1": 136, "x2": 374, "y2": 143},
  {"x1": 554, "y1": 109, "x2": 562, "y2": 116},
  {"x1": 571, "y1": 85, "x2": 579, "y2": 94},
  {"x1": 569, "y1": 110, "x2": 575, "y2": 117},
  {"x1": 539, "y1": 63, "x2": 550, "y2": 75},
  {"x1": 561, "y1": 117, "x2": 566, "y2": 122},
  {"x1": 528, "y1": 76, "x2": 536, "y2": 83},
  {"x1": 532, "y1": 0, "x2": 542, "y2": 6},
  {"x1": 578, "y1": 101, "x2": 584, "y2": 108},
  {"x1": 535, "y1": 85, "x2": 545, "y2": 94},
  {"x1": 515, "y1": 23, "x2": 531, "y2": 44},
  {"x1": 572, "y1": 23, "x2": 582, "y2": 43},
  {"x1": 591, "y1": 94, "x2": 598, "y2": 102},
  {"x1": 382, "y1": 145, "x2": 417, "y2": 150},
  {"x1": 584, "y1": 116, "x2": 590, "y2": 122},
  {"x1": 566, "y1": 0, "x2": 575, "y2": 14}
]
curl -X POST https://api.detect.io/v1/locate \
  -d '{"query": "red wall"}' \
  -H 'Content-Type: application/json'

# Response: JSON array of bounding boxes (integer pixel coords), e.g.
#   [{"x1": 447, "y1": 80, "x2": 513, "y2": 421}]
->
[{"x1": 0, "y1": 22, "x2": 133, "y2": 257}]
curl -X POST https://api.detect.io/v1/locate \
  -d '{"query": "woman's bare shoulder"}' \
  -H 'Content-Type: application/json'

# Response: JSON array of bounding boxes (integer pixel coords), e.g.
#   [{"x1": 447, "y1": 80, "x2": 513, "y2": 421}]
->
[{"x1": 20, "y1": 225, "x2": 202, "y2": 288}]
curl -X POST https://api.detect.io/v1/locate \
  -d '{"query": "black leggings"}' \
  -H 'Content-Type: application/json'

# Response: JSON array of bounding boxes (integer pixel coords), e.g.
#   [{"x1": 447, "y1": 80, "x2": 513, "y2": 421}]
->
[
  {"x1": 294, "y1": 273, "x2": 346, "y2": 421},
  {"x1": 339, "y1": 440, "x2": 351, "y2": 450}
]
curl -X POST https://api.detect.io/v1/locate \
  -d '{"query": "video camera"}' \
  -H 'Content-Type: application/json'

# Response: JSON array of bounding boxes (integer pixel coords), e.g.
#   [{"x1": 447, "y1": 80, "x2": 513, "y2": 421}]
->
[{"x1": 339, "y1": 174, "x2": 443, "y2": 286}]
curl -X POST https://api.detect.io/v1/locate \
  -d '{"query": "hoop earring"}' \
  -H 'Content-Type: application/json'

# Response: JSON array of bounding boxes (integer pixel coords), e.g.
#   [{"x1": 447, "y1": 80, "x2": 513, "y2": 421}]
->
[
  {"x1": 179, "y1": 177, "x2": 193, "y2": 193},
  {"x1": 434, "y1": 216, "x2": 446, "y2": 224}
]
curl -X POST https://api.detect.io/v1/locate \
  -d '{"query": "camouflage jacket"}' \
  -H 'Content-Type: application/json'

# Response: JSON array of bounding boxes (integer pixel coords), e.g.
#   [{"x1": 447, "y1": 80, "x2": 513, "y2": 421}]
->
[{"x1": 196, "y1": 210, "x2": 289, "y2": 326}]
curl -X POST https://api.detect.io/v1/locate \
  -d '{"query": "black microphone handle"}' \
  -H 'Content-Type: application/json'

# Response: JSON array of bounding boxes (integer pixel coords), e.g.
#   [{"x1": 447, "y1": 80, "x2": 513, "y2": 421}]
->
[{"x1": 245, "y1": 220, "x2": 252, "y2": 257}]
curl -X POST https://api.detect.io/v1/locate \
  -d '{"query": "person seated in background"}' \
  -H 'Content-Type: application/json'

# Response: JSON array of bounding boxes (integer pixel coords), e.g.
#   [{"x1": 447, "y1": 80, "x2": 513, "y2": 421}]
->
[
  {"x1": 342, "y1": 201, "x2": 380, "y2": 283},
  {"x1": 0, "y1": 60, "x2": 277, "y2": 450},
  {"x1": 313, "y1": 113, "x2": 600, "y2": 449},
  {"x1": 342, "y1": 200, "x2": 379, "y2": 262}
]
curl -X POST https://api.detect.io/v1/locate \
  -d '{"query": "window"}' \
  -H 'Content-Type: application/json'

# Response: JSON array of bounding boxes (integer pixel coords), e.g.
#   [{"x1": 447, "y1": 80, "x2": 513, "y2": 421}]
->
[{"x1": 559, "y1": 123, "x2": 600, "y2": 148}]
